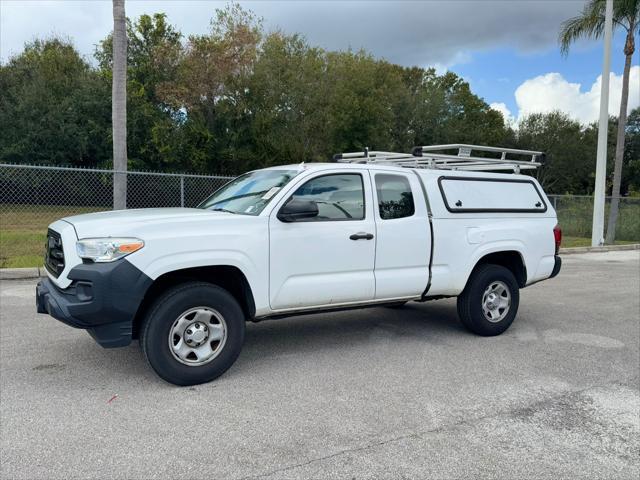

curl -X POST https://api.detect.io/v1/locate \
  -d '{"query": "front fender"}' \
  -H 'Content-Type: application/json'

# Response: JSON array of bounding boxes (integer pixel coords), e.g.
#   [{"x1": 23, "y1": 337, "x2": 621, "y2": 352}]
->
[{"x1": 128, "y1": 248, "x2": 268, "y2": 313}]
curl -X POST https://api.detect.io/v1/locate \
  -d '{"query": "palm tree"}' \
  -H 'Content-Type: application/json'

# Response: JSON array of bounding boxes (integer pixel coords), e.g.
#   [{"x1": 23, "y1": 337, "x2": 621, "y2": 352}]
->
[
  {"x1": 112, "y1": 0, "x2": 127, "y2": 209},
  {"x1": 560, "y1": 0, "x2": 639, "y2": 243}
]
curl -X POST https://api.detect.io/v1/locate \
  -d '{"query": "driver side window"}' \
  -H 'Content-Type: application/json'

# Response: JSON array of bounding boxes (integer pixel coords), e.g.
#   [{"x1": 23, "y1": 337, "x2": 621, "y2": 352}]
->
[{"x1": 289, "y1": 174, "x2": 365, "y2": 221}]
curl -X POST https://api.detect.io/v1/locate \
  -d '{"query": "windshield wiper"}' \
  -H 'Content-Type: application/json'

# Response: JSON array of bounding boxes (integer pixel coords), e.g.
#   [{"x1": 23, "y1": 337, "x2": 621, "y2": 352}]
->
[
  {"x1": 210, "y1": 190, "x2": 269, "y2": 206},
  {"x1": 211, "y1": 208, "x2": 236, "y2": 214}
]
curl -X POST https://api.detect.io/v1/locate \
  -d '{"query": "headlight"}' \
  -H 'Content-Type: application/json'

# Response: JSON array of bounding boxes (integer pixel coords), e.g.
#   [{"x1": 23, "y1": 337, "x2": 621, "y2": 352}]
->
[{"x1": 76, "y1": 238, "x2": 144, "y2": 263}]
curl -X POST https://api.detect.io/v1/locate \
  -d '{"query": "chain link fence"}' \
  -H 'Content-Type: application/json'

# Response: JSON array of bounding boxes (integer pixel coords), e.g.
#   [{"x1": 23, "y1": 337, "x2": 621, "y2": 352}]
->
[
  {"x1": 1, "y1": 163, "x2": 232, "y2": 209},
  {"x1": 547, "y1": 194, "x2": 640, "y2": 243},
  {"x1": 0, "y1": 164, "x2": 232, "y2": 268},
  {"x1": 1, "y1": 164, "x2": 639, "y2": 268}
]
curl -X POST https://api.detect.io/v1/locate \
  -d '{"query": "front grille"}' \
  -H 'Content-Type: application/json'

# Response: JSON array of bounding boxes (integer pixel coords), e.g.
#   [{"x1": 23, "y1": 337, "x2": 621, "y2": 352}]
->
[{"x1": 45, "y1": 229, "x2": 65, "y2": 277}]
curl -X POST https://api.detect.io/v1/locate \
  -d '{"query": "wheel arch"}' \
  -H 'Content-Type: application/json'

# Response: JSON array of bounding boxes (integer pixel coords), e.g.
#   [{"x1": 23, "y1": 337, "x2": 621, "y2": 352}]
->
[
  {"x1": 132, "y1": 265, "x2": 256, "y2": 339},
  {"x1": 466, "y1": 250, "x2": 527, "y2": 290}
]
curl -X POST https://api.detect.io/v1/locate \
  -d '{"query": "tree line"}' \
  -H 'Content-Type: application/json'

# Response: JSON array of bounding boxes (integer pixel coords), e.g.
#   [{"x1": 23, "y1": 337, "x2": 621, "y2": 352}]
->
[{"x1": 0, "y1": 4, "x2": 638, "y2": 195}]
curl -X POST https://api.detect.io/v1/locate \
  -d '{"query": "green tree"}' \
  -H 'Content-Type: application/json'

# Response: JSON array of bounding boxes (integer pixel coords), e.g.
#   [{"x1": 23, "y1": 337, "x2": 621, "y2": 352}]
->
[
  {"x1": 97, "y1": 13, "x2": 182, "y2": 103},
  {"x1": 323, "y1": 50, "x2": 405, "y2": 154},
  {"x1": 0, "y1": 38, "x2": 110, "y2": 166},
  {"x1": 248, "y1": 32, "x2": 330, "y2": 165},
  {"x1": 559, "y1": 0, "x2": 640, "y2": 242},
  {"x1": 159, "y1": 3, "x2": 262, "y2": 172},
  {"x1": 0, "y1": 4, "x2": 530, "y2": 180},
  {"x1": 96, "y1": 12, "x2": 183, "y2": 171},
  {"x1": 516, "y1": 111, "x2": 597, "y2": 194},
  {"x1": 396, "y1": 69, "x2": 508, "y2": 150},
  {"x1": 622, "y1": 107, "x2": 640, "y2": 195}
]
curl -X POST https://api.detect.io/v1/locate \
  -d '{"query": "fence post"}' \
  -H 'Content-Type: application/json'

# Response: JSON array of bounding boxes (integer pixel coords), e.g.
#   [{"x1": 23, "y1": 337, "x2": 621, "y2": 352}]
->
[{"x1": 180, "y1": 175, "x2": 185, "y2": 207}]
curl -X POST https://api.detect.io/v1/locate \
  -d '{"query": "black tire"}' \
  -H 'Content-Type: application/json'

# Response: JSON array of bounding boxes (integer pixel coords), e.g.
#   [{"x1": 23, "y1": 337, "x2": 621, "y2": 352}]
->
[
  {"x1": 457, "y1": 264, "x2": 519, "y2": 336},
  {"x1": 140, "y1": 282, "x2": 245, "y2": 386}
]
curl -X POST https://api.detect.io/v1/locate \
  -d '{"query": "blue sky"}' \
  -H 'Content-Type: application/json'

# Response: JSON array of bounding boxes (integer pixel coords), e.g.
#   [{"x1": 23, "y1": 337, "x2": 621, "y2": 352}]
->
[
  {"x1": 1, "y1": 0, "x2": 638, "y2": 124},
  {"x1": 451, "y1": 29, "x2": 635, "y2": 122}
]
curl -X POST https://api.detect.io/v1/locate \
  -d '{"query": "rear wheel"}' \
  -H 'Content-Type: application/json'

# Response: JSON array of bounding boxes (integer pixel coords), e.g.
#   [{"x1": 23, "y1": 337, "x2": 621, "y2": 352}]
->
[
  {"x1": 140, "y1": 282, "x2": 245, "y2": 386},
  {"x1": 457, "y1": 264, "x2": 519, "y2": 336}
]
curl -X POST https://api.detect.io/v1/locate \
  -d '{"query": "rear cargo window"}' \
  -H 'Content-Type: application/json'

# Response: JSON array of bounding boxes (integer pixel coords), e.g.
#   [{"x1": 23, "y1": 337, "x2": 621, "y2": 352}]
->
[{"x1": 438, "y1": 176, "x2": 547, "y2": 213}]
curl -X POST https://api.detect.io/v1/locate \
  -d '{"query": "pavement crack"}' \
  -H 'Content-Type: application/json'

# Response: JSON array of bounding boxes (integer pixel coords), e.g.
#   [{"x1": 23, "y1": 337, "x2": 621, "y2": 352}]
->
[
  {"x1": 237, "y1": 376, "x2": 639, "y2": 480},
  {"x1": 236, "y1": 432, "x2": 422, "y2": 480}
]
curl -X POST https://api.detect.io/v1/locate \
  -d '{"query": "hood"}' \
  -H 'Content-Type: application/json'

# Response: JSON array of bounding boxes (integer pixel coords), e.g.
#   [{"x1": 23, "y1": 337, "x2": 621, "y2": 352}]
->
[{"x1": 63, "y1": 208, "x2": 241, "y2": 238}]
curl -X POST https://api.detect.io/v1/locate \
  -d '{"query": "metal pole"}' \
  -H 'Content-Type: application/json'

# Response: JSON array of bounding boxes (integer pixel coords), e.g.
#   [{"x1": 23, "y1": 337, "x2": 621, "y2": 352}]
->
[
  {"x1": 112, "y1": 0, "x2": 128, "y2": 210},
  {"x1": 180, "y1": 176, "x2": 185, "y2": 207},
  {"x1": 591, "y1": 0, "x2": 613, "y2": 247}
]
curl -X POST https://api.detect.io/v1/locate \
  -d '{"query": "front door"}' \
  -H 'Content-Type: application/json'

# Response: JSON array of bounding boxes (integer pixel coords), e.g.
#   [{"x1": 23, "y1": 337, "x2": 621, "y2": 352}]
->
[{"x1": 269, "y1": 170, "x2": 376, "y2": 310}]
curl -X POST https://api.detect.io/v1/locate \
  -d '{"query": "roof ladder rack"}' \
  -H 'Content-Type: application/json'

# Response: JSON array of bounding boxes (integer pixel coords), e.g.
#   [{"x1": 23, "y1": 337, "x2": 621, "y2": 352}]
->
[{"x1": 333, "y1": 144, "x2": 546, "y2": 173}]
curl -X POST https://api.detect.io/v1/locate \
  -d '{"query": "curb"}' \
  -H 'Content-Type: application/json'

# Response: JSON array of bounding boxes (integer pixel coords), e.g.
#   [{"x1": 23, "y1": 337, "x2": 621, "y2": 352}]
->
[
  {"x1": 559, "y1": 243, "x2": 640, "y2": 255},
  {"x1": 0, "y1": 267, "x2": 46, "y2": 281},
  {"x1": 0, "y1": 244, "x2": 638, "y2": 280}
]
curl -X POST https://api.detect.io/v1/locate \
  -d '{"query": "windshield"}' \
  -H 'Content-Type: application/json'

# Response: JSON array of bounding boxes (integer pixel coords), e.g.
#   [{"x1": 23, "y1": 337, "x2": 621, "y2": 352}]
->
[{"x1": 198, "y1": 169, "x2": 299, "y2": 215}]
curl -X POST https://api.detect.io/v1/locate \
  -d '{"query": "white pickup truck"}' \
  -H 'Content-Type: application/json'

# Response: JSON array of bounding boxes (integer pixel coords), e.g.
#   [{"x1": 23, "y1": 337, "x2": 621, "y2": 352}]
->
[{"x1": 36, "y1": 144, "x2": 562, "y2": 385}]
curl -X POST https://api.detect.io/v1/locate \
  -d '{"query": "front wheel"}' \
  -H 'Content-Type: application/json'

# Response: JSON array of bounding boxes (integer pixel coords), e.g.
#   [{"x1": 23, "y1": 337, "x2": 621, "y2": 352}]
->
[
  {"x1": 140, "y1": 282, "x2": 245, "y2": 386},
  {"x1": 457, "y1": 264, "x2": 519, "y2": 336}
]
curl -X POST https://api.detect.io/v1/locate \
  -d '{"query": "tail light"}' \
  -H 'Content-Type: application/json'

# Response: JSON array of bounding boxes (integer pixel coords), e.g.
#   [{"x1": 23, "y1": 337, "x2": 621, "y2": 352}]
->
[{"x1": 553, "y1": 224, "x2": 562, "y2": 255}]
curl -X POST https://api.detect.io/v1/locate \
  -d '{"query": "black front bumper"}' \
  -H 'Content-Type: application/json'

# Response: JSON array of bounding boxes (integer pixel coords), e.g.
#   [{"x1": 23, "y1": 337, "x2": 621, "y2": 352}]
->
[{"x1": 36, "y1": 260, "x2": 152, "y2": 348}]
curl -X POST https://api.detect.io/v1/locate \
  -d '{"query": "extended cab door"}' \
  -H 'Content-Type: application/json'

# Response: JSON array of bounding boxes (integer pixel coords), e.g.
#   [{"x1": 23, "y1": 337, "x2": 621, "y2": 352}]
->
[
  {"x1": 269, "y1": 170, "x2": 376, "y2": 310},
  {"x1": 371, "y1": 171, "x2": 431, "y2": 299}
]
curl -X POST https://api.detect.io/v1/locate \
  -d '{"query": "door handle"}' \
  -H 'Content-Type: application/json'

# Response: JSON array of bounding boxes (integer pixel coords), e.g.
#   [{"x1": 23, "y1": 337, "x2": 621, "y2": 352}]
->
[{"x1": 349, "y1": 232, "x2": 374, "y2": 240}]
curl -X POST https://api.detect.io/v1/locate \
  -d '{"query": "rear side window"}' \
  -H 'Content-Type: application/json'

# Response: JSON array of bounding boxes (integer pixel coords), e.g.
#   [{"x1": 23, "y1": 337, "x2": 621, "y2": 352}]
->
[
  {"x1": 375, "y1": 174, "x2": 415, "y2": 220},
  {"x1": 290, "y1": 173, "x2": 365, "y2": 220}
]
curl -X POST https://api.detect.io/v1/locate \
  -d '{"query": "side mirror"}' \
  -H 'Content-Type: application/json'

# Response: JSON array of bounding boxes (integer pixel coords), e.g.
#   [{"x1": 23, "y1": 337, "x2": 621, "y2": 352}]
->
[{"x1": 277, "y1": 198, "x2": 319, "y2": 222}]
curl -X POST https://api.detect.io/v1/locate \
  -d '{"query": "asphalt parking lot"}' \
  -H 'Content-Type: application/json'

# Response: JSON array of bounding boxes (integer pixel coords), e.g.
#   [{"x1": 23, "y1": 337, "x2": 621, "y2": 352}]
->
[{"x1": 1, "y1": 250, "x2": 639, "y2": 479}]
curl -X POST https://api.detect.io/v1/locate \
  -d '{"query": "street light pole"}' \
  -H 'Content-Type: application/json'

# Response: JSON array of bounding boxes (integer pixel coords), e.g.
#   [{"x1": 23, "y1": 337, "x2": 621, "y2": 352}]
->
[{"x1": 591, "y1": 0, "x2": 613, "y2": 247}]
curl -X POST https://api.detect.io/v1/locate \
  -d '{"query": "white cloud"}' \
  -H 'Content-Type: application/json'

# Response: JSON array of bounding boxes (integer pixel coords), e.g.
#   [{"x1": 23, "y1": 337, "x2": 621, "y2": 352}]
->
[
  {"x1": 490, "y1": 102, "x2": 515, "y2": 125},
  {"x1": 514, "y1": 67, "x2": 640, "y2": 124}
]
